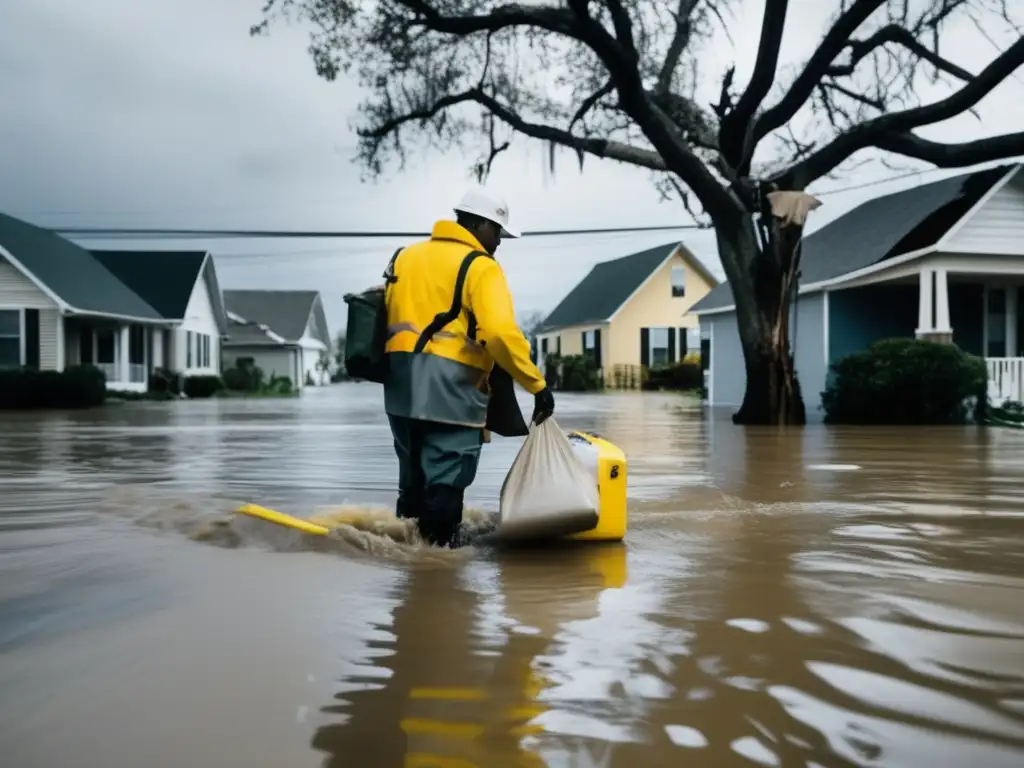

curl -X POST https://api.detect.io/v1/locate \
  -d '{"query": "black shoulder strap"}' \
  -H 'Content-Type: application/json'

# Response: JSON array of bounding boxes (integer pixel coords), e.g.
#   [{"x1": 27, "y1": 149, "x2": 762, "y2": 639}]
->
[
  {"x1": 383, "y1": 247, "x2": 402, "y2": 284},
  {"x1": 414, "y1": 250, "x2": 488, "y2": 354}
]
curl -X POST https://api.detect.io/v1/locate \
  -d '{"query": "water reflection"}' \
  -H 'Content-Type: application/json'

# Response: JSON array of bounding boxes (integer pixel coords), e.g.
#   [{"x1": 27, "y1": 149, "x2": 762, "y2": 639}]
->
[{"x1": 313, "y1": 544, "x2": 629, "y2": 767}]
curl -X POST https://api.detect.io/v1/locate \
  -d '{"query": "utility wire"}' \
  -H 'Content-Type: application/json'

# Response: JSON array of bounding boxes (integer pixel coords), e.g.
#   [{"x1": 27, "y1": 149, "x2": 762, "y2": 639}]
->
[
  {"x1": 30, "y1": 164, "x2": 961, "y2": 226},
  {"x1": 55, "y1": 222, "x2": 706, "y2": 239}
]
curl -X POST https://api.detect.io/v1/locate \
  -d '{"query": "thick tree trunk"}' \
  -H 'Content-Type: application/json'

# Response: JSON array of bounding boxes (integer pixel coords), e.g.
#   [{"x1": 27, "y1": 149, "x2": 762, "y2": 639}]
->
[{"x1": 715, "y1": 216, "x2": 807, "y2": 426}]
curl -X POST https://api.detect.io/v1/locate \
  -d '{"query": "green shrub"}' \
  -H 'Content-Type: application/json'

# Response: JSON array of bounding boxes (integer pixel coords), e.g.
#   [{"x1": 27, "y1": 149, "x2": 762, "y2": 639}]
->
[
  {"x1": 821, "y1": 338, "x2": 988, "y2": 424},
  {"x1": 183, "y1": 374, "x2": 224, "y2": 399},
  {"x1": 545, "y1": 354, "x2": 601, "y2": 392},
  {"x1": 642, "y1": 360, "x2": 703, "y2": 391},
  {"x1": 149, "y1": 367, "x2": 182, "y2": 395},
  {"x1": 223, "y1": 358, "x2": 264, "y2": 392},
  {"x1": 266, "y1": 374, "x2": 294, "y2": 395},
  {"x1": 0, "y1": 365, "x2": 107, "y2": 409}
]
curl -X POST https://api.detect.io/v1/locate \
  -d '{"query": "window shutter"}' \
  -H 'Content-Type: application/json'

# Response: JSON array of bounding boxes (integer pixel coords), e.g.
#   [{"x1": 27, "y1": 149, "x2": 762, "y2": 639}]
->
[
  {"x1": 679, "y1": 327, "x2": 688, "y2": 359},
  {"x1": 556, "y1": 336, "x2": 561, "y2": 355},
  {"x1": 667, "y1": 327, "x2": 676, "y2": 363},
  {"x1": 593, "y1": 328, "x2": 602, "y2": 369},
  {"x1": 640, "y1": 328, "x2": 650, "y2": 368},
  {"x1": 24, "y1": 309, "x2": 40, "y2": 369}
]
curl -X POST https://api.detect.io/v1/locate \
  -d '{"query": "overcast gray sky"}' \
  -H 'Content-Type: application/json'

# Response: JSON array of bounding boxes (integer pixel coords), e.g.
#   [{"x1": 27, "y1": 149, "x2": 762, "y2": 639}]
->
[{"x1": 1, "y1": 0, "x2": 1022, "y2": 333}]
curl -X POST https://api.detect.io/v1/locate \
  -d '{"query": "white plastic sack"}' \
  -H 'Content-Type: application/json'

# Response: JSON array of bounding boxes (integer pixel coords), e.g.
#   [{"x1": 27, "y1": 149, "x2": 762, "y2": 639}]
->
[{"x1": 497, "y1": 418, "x2": 600, "y2": 542}]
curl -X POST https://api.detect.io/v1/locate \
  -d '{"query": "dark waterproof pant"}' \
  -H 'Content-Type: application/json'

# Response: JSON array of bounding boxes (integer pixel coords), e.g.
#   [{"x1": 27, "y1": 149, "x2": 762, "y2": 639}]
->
[{"x1": 387, "y1": 415, "x2": 483, "y2": 547}]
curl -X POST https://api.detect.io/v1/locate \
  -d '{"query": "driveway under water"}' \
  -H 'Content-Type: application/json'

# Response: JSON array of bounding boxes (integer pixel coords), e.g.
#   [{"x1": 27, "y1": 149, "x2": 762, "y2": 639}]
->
[{"x1": 1, "y1": 384, "x2": 1024, "y2": 767}]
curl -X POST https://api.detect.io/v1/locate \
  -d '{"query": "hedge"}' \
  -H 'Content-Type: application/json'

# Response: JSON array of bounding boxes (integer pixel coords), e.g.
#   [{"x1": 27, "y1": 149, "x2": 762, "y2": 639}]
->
[
  {"x1": 544, "y1": 354, "x2": 602, "y2": 391},
  {"x1": 643, "y1": 356, "x2": 703, "y2": 391},
  {"x1": 821, "y1": 338, "x2": 987, "y2": 424},
  {"x1": 0, "y1": 365, "x2": 107, "y2": 409}
]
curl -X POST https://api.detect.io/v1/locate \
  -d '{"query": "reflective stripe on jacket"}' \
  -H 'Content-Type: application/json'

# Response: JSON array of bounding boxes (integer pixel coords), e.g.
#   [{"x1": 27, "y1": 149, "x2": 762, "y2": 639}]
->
[{"x1": 383, "y1": 220, "x2": 546, "y2": 427}]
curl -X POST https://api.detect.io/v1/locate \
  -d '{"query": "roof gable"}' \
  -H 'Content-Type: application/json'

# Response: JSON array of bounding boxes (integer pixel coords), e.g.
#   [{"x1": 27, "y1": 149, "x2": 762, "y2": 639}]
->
[
  {"x1": 692, "y1": 163, "x2": 1015, "y2": 313},
  {"x1": 0, "y1": 212, "x2": 163, "y2": 319},
  {"x1": 223, "y1": 289, "x2": 321, "y2": 342},
  {"x1": 540, "y1": 242, "x2": 680, "y2": 331},
  {"x1": 90, "y1": 250, "x2": 208, "y2": 320}
]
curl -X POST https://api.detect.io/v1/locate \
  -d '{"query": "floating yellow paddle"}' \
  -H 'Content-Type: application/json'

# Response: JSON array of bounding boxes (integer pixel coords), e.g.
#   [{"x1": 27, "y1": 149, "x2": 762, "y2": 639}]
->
[{"x1": 235, "y1": 503, "x2": 330, "y2": 536}]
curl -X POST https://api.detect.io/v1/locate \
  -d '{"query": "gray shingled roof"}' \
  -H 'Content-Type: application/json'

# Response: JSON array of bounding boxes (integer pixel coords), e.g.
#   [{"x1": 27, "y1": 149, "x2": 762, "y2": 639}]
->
[
  {"x1": 539, "y1": 242, "x2": 680, "y2": 332},
  {"x1": 223, "y1": 319, "x2": 280, "y2": 346},
  {"x1": 691, "y1": 164, "x2": 1016, "y2": 313},
  {"x1": 0, "y1": 212, "x2": 163, "y2": 319},
  {"x1": 223, "y1": 289, "x2": 330, "y2": 344}
]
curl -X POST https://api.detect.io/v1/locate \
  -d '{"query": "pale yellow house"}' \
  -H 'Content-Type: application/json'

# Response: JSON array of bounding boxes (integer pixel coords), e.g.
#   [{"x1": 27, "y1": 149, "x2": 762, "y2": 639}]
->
[{"x1": 534, "y1": 241, "x2": 718, "y2": 387}]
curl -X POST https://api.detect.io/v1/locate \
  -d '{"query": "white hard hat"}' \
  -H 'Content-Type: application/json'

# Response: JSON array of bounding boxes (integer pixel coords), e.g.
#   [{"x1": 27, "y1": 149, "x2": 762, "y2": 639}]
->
[{"x1": 453, "y1": 188, "x2": 520, "y2": 238}]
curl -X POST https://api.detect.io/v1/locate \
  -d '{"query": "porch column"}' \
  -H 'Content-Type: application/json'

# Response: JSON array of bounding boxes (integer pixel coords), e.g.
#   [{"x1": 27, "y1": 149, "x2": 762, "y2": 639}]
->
[
  {"x1": 915, "y1": 267, "x2": 953, "y2": 344},
  {"x1": 152, "y1": 328, "x2": 164, "y2": 369},
  {"x1": 118, "y1": 326, "x2": 130, "y2": 382}
]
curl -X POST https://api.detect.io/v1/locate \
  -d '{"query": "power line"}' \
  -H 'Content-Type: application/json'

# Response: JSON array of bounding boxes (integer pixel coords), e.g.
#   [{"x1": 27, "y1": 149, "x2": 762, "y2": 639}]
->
[
  {"x1": 25, "y1": 164, "x2": 965, "y2": 227},
  {"x1": 55, "y1": 222, "x2": 706, "y2": 239}
]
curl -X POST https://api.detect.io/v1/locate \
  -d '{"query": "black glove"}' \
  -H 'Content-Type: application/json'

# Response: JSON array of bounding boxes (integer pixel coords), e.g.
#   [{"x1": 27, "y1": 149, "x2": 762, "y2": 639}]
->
[{"x1": 532, "y1": 387, "x2": 555, "y2": 425}]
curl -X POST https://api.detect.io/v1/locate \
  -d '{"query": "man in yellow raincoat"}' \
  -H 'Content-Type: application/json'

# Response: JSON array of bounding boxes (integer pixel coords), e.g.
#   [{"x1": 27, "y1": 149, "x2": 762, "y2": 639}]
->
[{"x1": 384, "y1": 189, "x2": 555, "y2": 548}]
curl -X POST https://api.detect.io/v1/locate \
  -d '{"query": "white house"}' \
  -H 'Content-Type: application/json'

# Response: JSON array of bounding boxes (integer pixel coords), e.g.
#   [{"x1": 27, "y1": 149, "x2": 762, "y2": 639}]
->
[
  {"x1": 221, "y1": 289, "x2": 332, "y2": 389},
  {"x1": 0, "y1": 211, "x2": 228, "y2": 392},
  {"x1": 692, "y1": 162, "x2": 1024, "y2": 415}
]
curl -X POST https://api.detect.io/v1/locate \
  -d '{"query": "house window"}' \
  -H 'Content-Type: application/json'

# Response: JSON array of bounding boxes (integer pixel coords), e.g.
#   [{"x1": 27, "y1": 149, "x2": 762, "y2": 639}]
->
[
  {"x1": 186, "y1": 331, "x2": 194, "y2": 368},
  {"x1": 0, "y1": 310, "x2": 21, "y2": 368},
  {"x1": 671, "y1": 266, "x2": 685, "y2": 297},
  {"x1": 201, "y1": 335, "x2": 211, "y2": 368},
  {"x1": 541, "y1": 337, "x2": 549, "y2": 357},
  {"x1": 582, "y1": 328, "x2": 602, "y2": 369},
  {"x1": 649, "y1": 327, "x2": 671, "y2": 366}
]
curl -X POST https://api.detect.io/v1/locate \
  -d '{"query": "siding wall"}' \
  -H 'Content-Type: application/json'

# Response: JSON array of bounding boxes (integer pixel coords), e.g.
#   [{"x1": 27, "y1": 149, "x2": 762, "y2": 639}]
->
[
  {"x1": 171, "y1": 274, "x2": 222, "y2": 374},
  {"x1": 944, "y1": 173, "x2": 1024, "y2": 255},
  {"x1": 706, "y1": 292, "x2": 827, "y2": 414},
  {"x1": 0, "y1": 255, "x2": 61, "y2": 370},
  {"x1": 225, "y1": 346, "x2": 298, "y2": 384}
]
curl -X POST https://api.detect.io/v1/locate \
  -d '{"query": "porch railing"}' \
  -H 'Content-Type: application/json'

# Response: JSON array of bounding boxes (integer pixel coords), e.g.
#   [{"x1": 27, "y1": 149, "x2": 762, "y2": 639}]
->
[
  {"x1": 986, "y1": 357, "x2": 1024, "y2": 406},
  {"x1": 95, "y1": 362, "x2": 117, "y2": 382}
]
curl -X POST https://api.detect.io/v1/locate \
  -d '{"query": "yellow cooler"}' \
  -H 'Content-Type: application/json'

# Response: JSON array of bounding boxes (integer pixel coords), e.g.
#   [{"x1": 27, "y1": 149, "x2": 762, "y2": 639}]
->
[{"x1": 565, "y1": 431, "x2": 628, "y2": 542}]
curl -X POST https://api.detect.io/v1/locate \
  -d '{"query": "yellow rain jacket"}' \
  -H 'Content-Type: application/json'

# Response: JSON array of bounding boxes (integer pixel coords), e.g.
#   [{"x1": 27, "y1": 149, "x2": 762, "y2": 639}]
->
[{"x1": 384, "y1": 220, "x2": 546, "y2": 428}]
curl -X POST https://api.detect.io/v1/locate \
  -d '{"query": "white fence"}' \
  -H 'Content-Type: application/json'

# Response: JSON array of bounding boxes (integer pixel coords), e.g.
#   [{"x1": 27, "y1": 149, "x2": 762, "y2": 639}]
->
[{"x1": 986, "y1": 357, "x2": 1024, "y2": 406}]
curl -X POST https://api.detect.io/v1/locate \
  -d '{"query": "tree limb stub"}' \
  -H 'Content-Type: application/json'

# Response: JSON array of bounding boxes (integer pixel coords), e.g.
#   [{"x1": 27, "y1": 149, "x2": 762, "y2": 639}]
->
[
  {"x1": 777, "y1": 37, "x2": 1024, "y2": 188},
  {"x1": 359, "y1": 86, "x2": 670, "y2": 172}
]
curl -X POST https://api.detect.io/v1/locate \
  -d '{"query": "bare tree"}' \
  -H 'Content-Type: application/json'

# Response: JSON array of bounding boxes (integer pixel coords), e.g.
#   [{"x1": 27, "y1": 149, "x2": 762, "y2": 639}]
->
[
  {"x1": 518, "y1": 309, "x2": 547, "y2": 338},
  {"x1": 253, "y1": 0, "x2": 1024, "y2": 424}
]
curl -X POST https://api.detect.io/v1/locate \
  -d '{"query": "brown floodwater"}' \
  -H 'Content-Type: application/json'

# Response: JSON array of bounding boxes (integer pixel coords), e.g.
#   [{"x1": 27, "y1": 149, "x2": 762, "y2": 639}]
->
[{"x1": 2, "y1": 385, "x2": 1024, "y2": 767}]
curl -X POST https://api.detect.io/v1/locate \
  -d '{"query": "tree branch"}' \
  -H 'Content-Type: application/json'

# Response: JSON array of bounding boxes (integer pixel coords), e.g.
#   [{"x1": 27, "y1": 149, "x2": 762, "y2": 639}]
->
[
  {"x1": 873, "y1": 131, "x2": 1024, "y2": 168},
  {"x1": 656, "y1": 0, "x2": 701, "y2": 95},
  {"x1": 752, "y1": 0, "x2": 888, "y2": 146},
  {"x1": 778, "y1": 37, "x2": 1024, "y2": 187},
  {"x1": 719, "y1": 0, "x2": 789, "y2": 173},
  {"x1": 825, "y1": 24, "x2": 974, "y2": 81},
  {"x1": 360, "y1": 86, "x2": 669, "y2": 171}
]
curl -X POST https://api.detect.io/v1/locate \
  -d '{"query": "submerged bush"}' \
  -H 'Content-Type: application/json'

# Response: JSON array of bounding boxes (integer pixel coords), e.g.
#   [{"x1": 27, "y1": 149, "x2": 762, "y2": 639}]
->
[
  {"x1": 642, "y1": 359, "x2": 703, "y2": 391},
  {"x1": 545, "y1": 354, "x2": 601, "y2": 391},
  {"x1": 821, "y1": 338, "x2": 987, "y2": 424}
]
